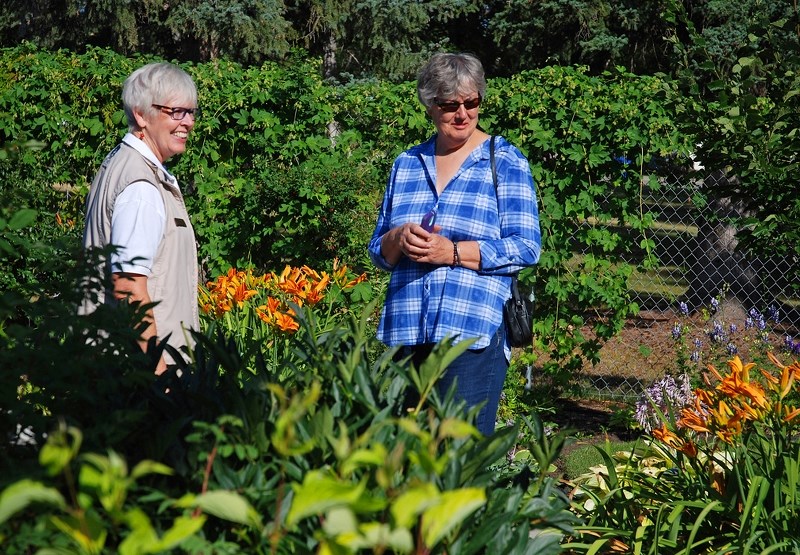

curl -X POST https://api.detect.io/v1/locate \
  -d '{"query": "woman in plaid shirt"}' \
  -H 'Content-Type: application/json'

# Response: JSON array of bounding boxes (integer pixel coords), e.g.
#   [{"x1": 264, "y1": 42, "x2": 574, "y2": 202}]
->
[{"x1": 368, "y1": 52, "x2": 541, "y2": 436}]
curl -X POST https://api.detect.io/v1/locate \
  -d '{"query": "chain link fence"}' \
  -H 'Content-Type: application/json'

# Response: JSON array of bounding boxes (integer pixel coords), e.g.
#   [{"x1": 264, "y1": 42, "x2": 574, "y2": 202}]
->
[{"x1": 573, "y1": 160, "x2": 800, "y2": 402}]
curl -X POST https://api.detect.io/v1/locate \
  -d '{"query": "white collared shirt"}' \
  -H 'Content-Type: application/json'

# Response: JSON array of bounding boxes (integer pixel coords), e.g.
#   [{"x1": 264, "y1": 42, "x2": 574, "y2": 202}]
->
[{"x1": 109, "y1": 133, "x2": 177, "y2": 275}]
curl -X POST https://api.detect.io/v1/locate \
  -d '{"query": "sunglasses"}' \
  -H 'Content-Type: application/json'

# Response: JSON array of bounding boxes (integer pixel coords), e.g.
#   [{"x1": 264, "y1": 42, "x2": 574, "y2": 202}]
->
[
  {"x1": 433, "y1": 96, "x2": 481, "y2": 113},
  {"x1": 152, "y1": 104, "x2": 201, "y2": 121}
]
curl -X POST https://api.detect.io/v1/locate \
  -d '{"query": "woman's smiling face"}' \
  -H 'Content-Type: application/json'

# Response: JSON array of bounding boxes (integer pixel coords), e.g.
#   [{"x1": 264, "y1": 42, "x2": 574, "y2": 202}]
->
[{"x1": 137, "y1": 95, "x2": 197, "y2": 163}]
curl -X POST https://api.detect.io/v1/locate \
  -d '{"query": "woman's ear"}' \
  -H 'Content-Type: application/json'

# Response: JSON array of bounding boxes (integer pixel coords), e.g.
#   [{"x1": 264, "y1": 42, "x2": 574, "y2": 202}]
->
[{"x1": 133, "y1": 107, "x2": 149, "y2": 131}]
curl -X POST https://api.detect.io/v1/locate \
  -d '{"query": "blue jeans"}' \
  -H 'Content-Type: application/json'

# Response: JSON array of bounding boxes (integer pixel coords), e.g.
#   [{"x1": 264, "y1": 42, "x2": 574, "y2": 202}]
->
[{"x1": 399, "y1": 325, "x2": 509, "y2": 436}]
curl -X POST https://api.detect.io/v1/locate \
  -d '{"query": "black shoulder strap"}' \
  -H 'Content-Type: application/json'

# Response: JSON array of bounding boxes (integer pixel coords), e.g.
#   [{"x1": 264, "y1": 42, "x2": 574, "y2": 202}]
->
[
  {"x1": 490, "y1": 135, "x2": 518, "y2": 282},
  {"x1": 490, "y1": 135, "x2": 497, "y2": 191}
]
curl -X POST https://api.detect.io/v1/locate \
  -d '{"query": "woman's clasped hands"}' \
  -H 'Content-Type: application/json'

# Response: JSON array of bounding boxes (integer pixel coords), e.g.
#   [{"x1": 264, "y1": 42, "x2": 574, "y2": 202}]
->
[{"x1": 397, "y1": 222, "x2": 451, "y2": 265}]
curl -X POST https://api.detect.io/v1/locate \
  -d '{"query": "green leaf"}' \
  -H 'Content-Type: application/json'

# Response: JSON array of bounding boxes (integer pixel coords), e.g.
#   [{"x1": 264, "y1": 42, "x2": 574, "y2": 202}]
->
[
  {"x1": 186, "y1": 490, "x2": 262, "y2": 529},
  {"x1": 154, "y1": 515, "x2": 207, "y2": 551},
  {"x1": 340, "y1": 444, "x2": 388, "y2": 476},
  {"x1": 422, "y1": 487, "x2": 486, "y2": 548},
  {"x1": 8, "y1": 208, "x2": 38, "y2": 231},
  {"x1": 321, "y1": 506, "x2": 358, "y2": 536},
  {"x1": 0, "y1": 480, "x2": 66, "y2": 525},
  {"x1": 130, "y1": 460, "x2": 174, "y2": 480},
  {"x1": 391, "y1": 482, "x2": 440, "y2": 529},
  {"x1": 39, "y1": 427, "x2": 82, "y2": 477},
  {"x1": 287, "y1": 471, "x2": 366, "y2": 526},
  {"x1": 360, "y1": 522, "x2": 414, "y2": 553}
]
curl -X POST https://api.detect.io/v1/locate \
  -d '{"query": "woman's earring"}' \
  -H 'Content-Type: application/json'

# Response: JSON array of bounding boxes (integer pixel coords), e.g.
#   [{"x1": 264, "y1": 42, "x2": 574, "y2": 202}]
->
[{"x1": 137, "y1": 131, "x2": 145, "y2": 140}]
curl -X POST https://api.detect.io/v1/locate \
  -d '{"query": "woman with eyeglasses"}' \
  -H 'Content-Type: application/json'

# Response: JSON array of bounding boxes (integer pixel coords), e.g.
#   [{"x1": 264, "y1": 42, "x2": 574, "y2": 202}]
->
[
  {"x1": 81, "y1": 62, "x2": 201, "y2": 375},
  {"x1": 368, "y1": 52, "x2": 541, "y2": 436}
]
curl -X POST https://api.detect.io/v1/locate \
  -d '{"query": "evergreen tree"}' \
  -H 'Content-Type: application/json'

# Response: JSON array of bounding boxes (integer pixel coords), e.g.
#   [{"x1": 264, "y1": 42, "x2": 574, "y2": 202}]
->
[
  {"x1": 166, "y1": 0, "x2": 293, "y2": 64},
  {"x1": 487, "y1": 0, "x2": 673, "y2": 75}
]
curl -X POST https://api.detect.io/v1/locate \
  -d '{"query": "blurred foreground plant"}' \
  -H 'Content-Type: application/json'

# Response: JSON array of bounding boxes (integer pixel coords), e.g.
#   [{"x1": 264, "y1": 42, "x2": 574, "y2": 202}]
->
[{"x1": 0, "y1": 424, "x2": 259, "y2": 554}]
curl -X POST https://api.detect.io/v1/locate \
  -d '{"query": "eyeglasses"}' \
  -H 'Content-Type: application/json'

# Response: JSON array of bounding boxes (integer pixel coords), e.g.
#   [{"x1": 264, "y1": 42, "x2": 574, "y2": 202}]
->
[
  {"x1": 433, "y1": 96, "x2": 481, "y2": 113},
  {"x1": 152, "y1": 104, "x2": 201, "y2": 121}
]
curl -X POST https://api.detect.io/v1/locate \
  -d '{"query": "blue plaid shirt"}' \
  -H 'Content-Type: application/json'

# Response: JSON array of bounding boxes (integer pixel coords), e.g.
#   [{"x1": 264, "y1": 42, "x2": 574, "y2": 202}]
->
[{"x1": 368, "y1": 135, "x2": 541, "y2": 355}]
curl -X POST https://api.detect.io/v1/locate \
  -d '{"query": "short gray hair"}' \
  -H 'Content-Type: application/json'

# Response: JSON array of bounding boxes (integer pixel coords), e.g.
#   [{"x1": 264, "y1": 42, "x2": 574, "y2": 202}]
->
[
  {"x1": 416, "y1": 52, "x2": 486, "y2": 110},
  {"x1": 122, "y1": 62, "x2": 197, "y2": 132}
]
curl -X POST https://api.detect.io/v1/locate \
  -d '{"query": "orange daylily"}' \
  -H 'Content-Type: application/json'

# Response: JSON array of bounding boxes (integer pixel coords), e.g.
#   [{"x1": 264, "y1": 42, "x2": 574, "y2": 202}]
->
[
  {"x1": 652, "y1": 424, "x2": 698, "y2": 457},
  {"x1": 679, "y1": 397, "x2": 711, "y2": 434},
  {"x1": 767, "y1": 352, "x2": 800, "y2": 381},
  {"x1": 760, "y1": 368, "x2": 779, "y2": 386},
  {"x1": 706, "y1": 362, "x2": 725, "y2": 384},
  {"x1": 273, "y1": 311, "x2": 300, "y2": 332},
  {"x1": 727, "y1": 356, "x2": 756, "y2": 382},
  {"x1": 200, "y1": 267, "x2": 267, "y2": 316},
  {"x1": 783, "y1": 406, "x2": 800, "y2": 423},
  {"x1": 716, "y1": 357, "x2": 769, "y2": 410},
  {"x1": 720, "y1": 378, "x2": 769, "y2": 412},
  {"x1": 759, "y1": 353, "x2": 799, "y2": 404},
  {"x1": 694, "y1": 388, "x2": 714, "y2": 407},
  {"x1": 273, "y1": 265, "x2": 304, "y2": 296},
  {"x1": 232, "y1": 281, "x2": 257, "y2": 306},
  {"x1": 200, "y1": 262, "x2": 366, "y2": 335},
  {"x1": 652, "y1": 423, "x2": 682, "y2": 449},
  {"x1": 680, "y1": 439, "x2": 698, "y2": 458},
  {"x1": 779, "y1": 364, "x2": 795, "y2": 401},
  {"x1": 305, "y1": 273, "x2": 330, "y2": 305}
]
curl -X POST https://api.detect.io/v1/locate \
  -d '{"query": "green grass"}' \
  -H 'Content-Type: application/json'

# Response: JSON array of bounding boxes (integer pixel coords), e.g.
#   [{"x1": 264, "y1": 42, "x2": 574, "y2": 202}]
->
[{"x1": 563, "y1": 439, "x2": 640, "y2": 479}]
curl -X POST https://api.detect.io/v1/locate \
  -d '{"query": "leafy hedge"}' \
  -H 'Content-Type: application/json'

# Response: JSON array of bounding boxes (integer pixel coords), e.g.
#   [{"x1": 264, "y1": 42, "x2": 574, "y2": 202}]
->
[{"x1": 0, "y1": 43, "x2": 694, "y2": 384}]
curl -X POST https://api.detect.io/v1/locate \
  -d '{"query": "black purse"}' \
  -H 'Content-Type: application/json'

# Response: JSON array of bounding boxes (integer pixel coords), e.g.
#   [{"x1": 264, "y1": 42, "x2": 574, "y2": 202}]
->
[
  {"x1": 490, "y1": 136, "x2": 534, "y2": 348},
  {"x1": 504, "y1": 276, "x2": 533, "y2": 347}
]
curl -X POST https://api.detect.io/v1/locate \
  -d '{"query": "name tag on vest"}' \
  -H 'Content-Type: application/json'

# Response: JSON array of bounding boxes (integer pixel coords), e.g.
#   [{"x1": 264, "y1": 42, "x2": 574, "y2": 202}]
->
[{"x1": 174, "y1": 218, "x2": 187, "y2": 227}]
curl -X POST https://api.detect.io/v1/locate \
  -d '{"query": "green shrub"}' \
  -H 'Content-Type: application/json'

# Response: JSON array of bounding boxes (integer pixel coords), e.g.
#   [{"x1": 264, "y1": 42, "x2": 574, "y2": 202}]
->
[{"x1": 1, "y1": 46, "x2": 696, "y2": 384}]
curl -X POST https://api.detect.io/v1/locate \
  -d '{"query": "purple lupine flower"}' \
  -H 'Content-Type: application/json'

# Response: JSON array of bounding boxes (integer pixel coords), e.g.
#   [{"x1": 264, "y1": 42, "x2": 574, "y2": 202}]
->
[
  {"x1": 694, "y1": 338, "x2": 703, "y2": 349},
  {"x1": 710, "y1": 297, "x2": 719, "y2": 312},
  {"x1": 785, "y1": 335, "x2": 794, "y2": 351},
  {"x1": 729, "y1": 323, "x2": 737, "y2": 334},
  {"x1": 767, "y1": 305, "x2": 780, "y2": 322},
  {"x1": 679, "y1": 301, "x2": 689, "y2": 316},
  {"x1": 690, "y1": 350, "x2": 700, "y2": 362},
  {"x1": 709, "y1": 320, "x2": 725, "y2": 343},
  {"x1": 757, "y1": 316, "x2": 767, "y2": 331},
  {"x1": 726, "y1": 343, "x2": 738, "y2": 355},
  {"x1": 745, "y1": 317, "x2": 754, "y2": 330},
  {"x1": 672, "y1": 323, "x2": 682, "y2": 340},
  {"x1": 793, "y1": 341, "x2": 800, "y2": 355}
]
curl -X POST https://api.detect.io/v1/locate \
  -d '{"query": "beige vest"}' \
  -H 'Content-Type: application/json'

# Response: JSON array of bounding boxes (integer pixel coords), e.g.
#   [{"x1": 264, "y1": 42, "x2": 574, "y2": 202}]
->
[{"x1": 81, "y1": 143, "x2": 200, "y2": 364}]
